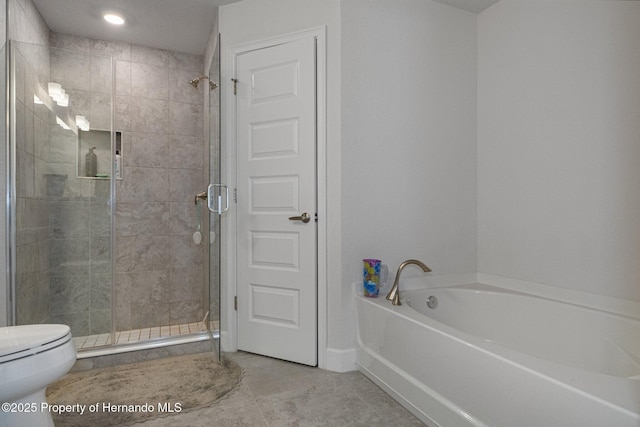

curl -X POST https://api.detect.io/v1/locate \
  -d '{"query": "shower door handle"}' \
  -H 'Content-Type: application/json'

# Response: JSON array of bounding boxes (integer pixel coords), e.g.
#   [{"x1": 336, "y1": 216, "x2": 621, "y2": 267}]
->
[{"x1": 207, "y1": 184, "x2": 229, "y2": 215}]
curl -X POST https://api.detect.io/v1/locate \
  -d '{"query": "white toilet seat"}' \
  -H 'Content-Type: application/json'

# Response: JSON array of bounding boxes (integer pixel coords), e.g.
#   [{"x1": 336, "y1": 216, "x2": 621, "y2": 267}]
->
[
  {"x1": 0, "y1": 324, "x2": 72, "y2": 364},
  {"x1": 0, "y1": 324, "x2": 76, "y2": 427}
]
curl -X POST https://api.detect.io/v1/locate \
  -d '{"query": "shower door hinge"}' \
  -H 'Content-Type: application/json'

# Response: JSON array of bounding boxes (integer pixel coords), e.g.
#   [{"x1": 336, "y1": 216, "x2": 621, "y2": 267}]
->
[
  {"x1": 234, "y1": 296, "x2": 238, "y2": 311},
  {"x1": 231, "y1": 78, "x2": 238, "y2": 95}
]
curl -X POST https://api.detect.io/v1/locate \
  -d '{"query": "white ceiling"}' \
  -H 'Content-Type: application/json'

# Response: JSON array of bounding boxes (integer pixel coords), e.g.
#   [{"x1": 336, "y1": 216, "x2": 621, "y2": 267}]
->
[
  {"x1": 432, "y1": 0, "x2": 501, "y2": 14},
  {"x1": 32, "y1": 0, "x2": 500, "y2": 56},
  {"x1": 32, "y1": 0, "x2": 241, "y2": 55}
]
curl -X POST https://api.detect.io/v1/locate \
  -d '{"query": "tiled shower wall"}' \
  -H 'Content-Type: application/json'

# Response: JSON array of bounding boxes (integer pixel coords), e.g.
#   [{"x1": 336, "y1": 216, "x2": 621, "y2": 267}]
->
[
  {"x1": 10, "y1": 0, "x2": 208, "y2": 335},
  {"x1": 10, "y1": 0, "x2": 51, "y2": 327},
  {"x1": 12, "y1": 0, "x2": 116, "y2": 334},
  {"x1": 15, "y1": 42, "x2": 115, "y2": 334},
  {"x1": 49, "y1": 33, "x2": 206, "y2": 332},
  {"x1": 14, "y1": 44, "x2": 52, "y2": 326},
  {"x1": 47, "y1": 46, "x2": 113, "y2": 335}
]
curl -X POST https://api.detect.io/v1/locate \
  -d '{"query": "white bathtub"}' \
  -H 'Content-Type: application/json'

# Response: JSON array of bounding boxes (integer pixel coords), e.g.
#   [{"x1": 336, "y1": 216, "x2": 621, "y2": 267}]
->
[{"x1": 355, "y1": 276, "x2": 640, "y2": 426}]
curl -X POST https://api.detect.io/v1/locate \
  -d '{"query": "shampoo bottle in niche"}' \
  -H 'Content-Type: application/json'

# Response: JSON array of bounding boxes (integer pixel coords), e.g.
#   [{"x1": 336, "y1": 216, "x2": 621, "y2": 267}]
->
[
  {"x1": 115, "y1": 150, "x2": 122, "y2": 179},
  {"x1": 85, "y1": 147, "x2": 97, "y2": 177}
]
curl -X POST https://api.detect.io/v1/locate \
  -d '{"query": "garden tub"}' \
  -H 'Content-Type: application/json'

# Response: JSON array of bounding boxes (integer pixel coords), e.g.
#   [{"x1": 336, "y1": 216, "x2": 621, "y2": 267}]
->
[{"x1": 355, "y1": 276, "x2": 640, "y2": 426}]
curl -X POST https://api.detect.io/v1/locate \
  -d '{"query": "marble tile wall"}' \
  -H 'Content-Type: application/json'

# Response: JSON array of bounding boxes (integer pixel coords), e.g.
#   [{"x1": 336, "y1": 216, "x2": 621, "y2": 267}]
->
[
  {"x1": 9, "y1": 0, "x2": 48, "y2": 46},
  {"x1": 14, "y1": 45, "x2": 51, "y2": 326},
  {"x1": 10, "y1": 0, "x2": 51, "y2": 327},
  {"x1": 12, "y1": 42, "x2": 112, "y2": 334},
  {"x1": 10, "y1": 1, "x2": 114, "y2": 334},
  {"x1": 36, "y1": 44, "x2": 112, "y2": 336},
  {"x1": 10, "y1": 0, "x2": 208, "y2": 335},
  {"x1": 50, "y1": 32, "x2": 206, "y2": 332}
]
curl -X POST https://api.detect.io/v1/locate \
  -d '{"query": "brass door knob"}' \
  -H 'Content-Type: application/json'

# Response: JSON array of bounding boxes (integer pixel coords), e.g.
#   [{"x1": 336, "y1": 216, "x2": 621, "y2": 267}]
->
[{"x1": 288, "y1": 212, "x2": 311, "y2": 223}]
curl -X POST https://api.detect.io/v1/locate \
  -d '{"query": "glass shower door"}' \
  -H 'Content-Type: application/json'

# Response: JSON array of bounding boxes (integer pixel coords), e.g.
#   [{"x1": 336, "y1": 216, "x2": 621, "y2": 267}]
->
[
  {"x1": 207, "y1": 34, "x2": 222, "y2": 360},
  {"x1": 10, "y1": 41, "x2": 114, "y2": 347}
]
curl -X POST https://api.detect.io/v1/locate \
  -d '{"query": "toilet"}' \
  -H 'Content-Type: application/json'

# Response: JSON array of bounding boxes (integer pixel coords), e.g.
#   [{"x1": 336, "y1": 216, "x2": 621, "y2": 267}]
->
[{"x1": 0, "y1": 324, "x2": 76, "y2": 427}]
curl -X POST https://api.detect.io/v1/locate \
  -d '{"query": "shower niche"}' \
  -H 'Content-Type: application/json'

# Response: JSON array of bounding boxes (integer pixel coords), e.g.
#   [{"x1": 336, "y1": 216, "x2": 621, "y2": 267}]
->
[{"x1": 78, "y1": 130, "x2": 122, "y2": 179}]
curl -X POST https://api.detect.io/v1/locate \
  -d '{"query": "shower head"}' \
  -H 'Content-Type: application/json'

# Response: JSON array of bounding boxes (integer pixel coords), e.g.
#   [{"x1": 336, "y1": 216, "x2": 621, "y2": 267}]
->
[
  {"x1": 189, "y1": 75, "x2": 217, "y2": 90},
  {"x1": 189, "y1": 76, "x2": 203, "y2": 87}
]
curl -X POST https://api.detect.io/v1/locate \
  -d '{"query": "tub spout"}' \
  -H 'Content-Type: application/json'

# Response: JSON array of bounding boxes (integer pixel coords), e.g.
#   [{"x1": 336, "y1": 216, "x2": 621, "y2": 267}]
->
[{"x1": 386, "y1": 259, "x2": 431, "y2": 306}]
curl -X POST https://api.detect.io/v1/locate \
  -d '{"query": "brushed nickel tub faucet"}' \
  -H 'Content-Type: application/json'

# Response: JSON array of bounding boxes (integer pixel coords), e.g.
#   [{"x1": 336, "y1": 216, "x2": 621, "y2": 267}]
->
[{"x1": 386, "y1": 259, "x2": 432, "y2": 306}]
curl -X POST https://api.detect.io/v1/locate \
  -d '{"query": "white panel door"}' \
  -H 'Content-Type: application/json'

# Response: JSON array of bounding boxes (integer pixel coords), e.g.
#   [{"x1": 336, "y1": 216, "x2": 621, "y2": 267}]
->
[{"x1": 235, "y1": 36, "x2": 317, "y2": 366}]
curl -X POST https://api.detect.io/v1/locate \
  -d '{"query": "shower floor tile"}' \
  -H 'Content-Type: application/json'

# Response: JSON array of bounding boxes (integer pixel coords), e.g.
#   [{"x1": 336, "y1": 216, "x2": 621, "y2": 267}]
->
[{"x1": 74, "y1": 321, "x2": 214, "y2": 351}]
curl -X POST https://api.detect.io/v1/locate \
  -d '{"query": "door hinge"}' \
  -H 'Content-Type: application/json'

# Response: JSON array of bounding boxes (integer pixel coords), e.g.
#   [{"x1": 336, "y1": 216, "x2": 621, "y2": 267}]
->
[
  {"x1": 231, "y1": 78, "x2": 238, "y2": 95},
  {"x1": 234, "y1": 296, "x2": 238, "y2": 311},
  {"x1": 315, "y1": 213, "x2": 318, "y2": 222},
  {"x1": 233, "y1": 188, "x2": 237, "y2": 203}
]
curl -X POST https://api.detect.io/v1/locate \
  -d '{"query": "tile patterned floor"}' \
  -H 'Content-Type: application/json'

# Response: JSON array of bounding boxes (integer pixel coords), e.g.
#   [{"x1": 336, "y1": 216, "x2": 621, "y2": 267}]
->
[
  {"x1": 74, "y1": 321, "x2": 219, "y2": 350},
  {"x1": 129, "y1": 351, "x2": 426, "y2": 426}
]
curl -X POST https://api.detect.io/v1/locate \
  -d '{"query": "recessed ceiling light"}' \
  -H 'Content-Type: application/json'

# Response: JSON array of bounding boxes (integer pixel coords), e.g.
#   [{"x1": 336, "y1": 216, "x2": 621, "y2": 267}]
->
[{"x1": 104, "y1": 14, "x2": 125, "y2": 25}]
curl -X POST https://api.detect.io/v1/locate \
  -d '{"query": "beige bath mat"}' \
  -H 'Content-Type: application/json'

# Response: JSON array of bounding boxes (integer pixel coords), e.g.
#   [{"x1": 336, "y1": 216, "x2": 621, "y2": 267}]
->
[{"x1": 46, "y1": 352, "x2": 242, "y2": 426}]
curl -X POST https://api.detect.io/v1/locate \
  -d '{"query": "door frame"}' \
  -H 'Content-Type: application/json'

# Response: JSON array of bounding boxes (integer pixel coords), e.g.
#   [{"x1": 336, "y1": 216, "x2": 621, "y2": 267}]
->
[{"x1": 221, "y1": 26, "x2": 327, "y2": 368}]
